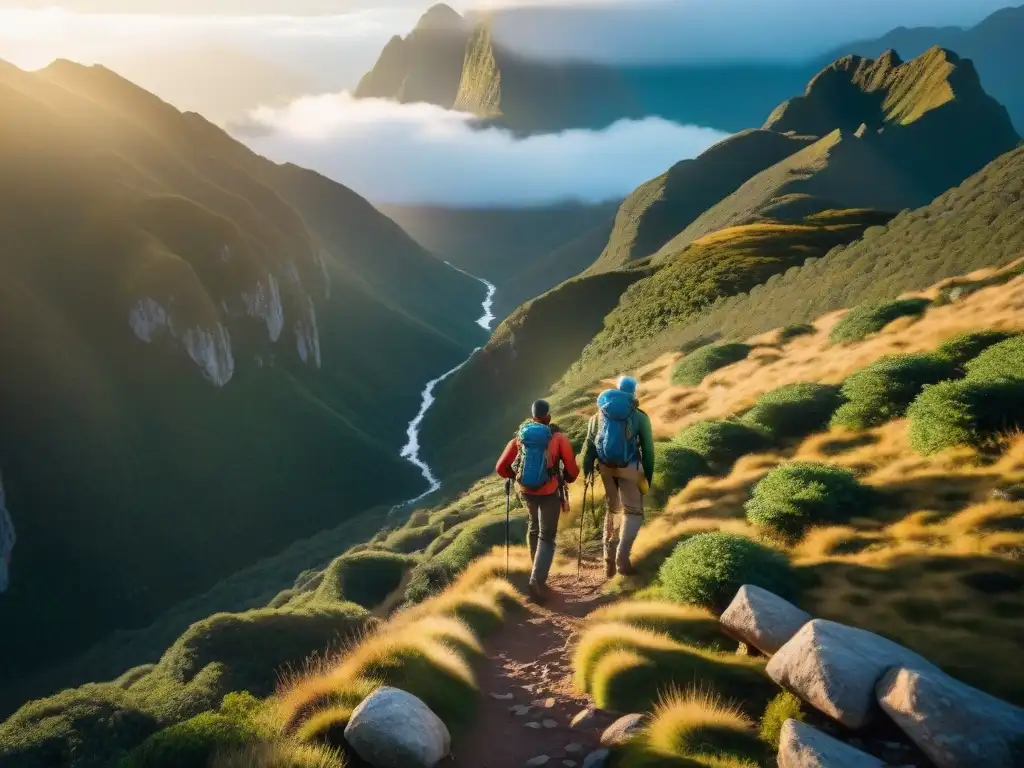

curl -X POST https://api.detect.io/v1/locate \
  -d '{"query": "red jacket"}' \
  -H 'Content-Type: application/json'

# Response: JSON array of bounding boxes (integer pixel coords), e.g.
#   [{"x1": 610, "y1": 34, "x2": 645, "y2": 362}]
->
[{"x1": 496, "y1": 421, "x2": 580, "y2": 496}]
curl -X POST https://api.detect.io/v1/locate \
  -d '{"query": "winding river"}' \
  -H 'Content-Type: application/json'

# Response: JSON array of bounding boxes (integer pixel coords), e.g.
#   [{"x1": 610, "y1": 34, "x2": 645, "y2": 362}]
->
[{"x1": 391, "y1": 264, "x2": 496, "y2": 512}]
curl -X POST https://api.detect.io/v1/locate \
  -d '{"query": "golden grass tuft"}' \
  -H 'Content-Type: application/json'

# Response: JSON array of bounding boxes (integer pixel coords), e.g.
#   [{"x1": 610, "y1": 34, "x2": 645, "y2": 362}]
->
[
  {"x1": 588, "y1": 601, "x2": 725, "y2": 648},
  {"x1": 211, "y1": 739, "x2": 346, "y2": 768}
]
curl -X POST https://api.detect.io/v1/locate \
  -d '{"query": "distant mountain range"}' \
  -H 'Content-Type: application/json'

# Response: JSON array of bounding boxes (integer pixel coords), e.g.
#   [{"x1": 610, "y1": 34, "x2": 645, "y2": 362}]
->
[
  {"x1": 0, "y1": 59, "x2": 483, "y2": 686},
  {"x1": 356, "y1": 3, "x2": 1024, "y2": 134}
]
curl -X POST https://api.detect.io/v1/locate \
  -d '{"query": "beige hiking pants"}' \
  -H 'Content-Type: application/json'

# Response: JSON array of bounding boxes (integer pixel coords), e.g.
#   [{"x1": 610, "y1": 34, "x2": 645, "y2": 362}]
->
[{"x1": 599, "y1": 463, "x2": 644, "y2": 569}]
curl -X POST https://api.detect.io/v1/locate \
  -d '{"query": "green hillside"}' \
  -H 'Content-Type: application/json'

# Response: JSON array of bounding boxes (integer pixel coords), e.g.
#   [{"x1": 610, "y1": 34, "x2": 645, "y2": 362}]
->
[{"x1": 0, "y1": 60, "x2": 483, "y2": 692}]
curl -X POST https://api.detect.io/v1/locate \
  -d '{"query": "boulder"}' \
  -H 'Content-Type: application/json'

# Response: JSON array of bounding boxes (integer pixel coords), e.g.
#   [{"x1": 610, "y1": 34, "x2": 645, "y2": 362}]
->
[
  {"x1": 0, "y1": 474, "x2": 14, "y2": 594},
  {"x1": 582, "y1": 749, "x2": 611, "y2": 768},
  {"x1": 766, "y1": 619, "x2": 937, "y2": 728},
  {"x1": 344, "y1": 687, "x2": 451, "y2": 768},
  {"x1": 877, "y1": 666, "x2": 1024, "y2": 768},
  {"x1": 599, "y1": 713, "x2": 646, "y2": 747},
  {"x1": 720, "y1": 584, "x2": 811, "y2": 655},
  {"x1": 778, "y1": 719, "x2": 886, "y2": 767}
]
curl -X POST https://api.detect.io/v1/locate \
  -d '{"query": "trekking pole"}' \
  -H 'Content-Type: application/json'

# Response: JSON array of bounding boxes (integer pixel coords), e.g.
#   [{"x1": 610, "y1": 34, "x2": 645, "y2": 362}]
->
[
  {"x1": 504, "y1": 478, "x2": 512, "y2": 577},
  {"x1": 577, "y1": 476, "x2": 589, "y2": 583}
]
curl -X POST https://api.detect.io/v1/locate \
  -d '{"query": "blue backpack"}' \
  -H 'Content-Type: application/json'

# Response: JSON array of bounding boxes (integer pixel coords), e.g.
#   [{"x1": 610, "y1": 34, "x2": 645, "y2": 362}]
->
[
  {"x1": 515, "y1": 422, "x2": 554, "y2": 490},
  {"x1": 596, "y1": 389, "x2": 639, "y2": 467}
]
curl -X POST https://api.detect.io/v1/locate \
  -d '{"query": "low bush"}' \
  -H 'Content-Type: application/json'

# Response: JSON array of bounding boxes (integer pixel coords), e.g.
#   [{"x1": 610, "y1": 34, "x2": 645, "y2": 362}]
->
[
  {"x1": 650, "y1": 443, "x2": 710, "y2": 505},
  {"x1": 619, "y1": 690, "x2": 768, "y2": 768},
  {"x1": 777, "y1": 324, "x2": 816, "y2": 342},
  {"x1": 964, "y1": 335, "x2": 1024, "y2": 382},
  {"x1": 382, "y1": 524, "x2": 444, "y2": 554},
  {"x1": 658, "y1": 533, "x2": 796, "y2": 613},
  {"x1": 675, "y1": 420, "x2": 772, "y2": 472},
  {"x1": 315, "y1": 551, "x2": 414, "y2": 608},
  {"x1": 402, "y1": 560, "x2": 458, "y2": 606},
  {"x1": 741, "y1": 383, "x2": 843, "y2": 441},
  {"x1": 759, "y1": 691, "x2": 804, "y2": 750},
  {"x1": 935, "y1": 330, "x2": 1018, "y2": 369},
  {"x1": 908, "y1": 379, "x2": 1024, "y2": 455},
  {"x1": 830, "y1": 354, "x2": 959, "y2": 429},
  {"x1": 829, "y1": 298, "x2": 931, "y2": 344},
  {"x1": 120, "y1": 712, "x2": 260, "y2": 768},
  {"x1": 745, "y1": 462, "x2": 872, "y2": 541},
  {"x1": 671, "y1": 343, "x2": 751, "y2": 386}
]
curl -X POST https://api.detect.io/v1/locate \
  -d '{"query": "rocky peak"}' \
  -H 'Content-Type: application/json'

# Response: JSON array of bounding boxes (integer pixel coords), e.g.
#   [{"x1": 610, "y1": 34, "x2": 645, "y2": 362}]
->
[{"x1": 414, "y1": 3, "x2": 467, "y2": 33}]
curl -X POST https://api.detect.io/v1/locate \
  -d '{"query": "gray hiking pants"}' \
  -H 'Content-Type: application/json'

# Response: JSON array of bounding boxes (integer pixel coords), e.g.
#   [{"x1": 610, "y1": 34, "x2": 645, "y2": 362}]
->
[
  {"x1": 599, "y1": 463, "x2": 644, "y2": 569},
  {"x1": 524, "y1": 492, "x2": 561, "y2": 587}
]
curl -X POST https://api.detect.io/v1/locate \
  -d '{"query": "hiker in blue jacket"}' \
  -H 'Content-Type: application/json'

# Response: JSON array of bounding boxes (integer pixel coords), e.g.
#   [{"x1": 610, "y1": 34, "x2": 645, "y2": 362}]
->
[{"x1": 581, "y1": 376, "x2": 655, "y2": 578}]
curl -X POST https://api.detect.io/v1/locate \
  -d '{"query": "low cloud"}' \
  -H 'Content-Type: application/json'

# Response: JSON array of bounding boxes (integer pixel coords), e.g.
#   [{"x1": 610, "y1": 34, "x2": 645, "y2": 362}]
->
[{"x1": 237, "y1": 92, "x2": 729, "y2": 206}]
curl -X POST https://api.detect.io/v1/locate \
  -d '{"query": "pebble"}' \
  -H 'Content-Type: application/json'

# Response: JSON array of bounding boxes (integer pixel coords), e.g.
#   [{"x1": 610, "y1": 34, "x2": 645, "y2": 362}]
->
[
  {"x1": 525, "y1": 757, "x2": 550, "y2": 767},
  {"x1": 565, "y1": 744, "x2": 583, "y2": 754},
  {"x1": 543, "y1": 719, "x2": 558, "y2": 729},
  {"x1": 510, "y1": 705, "x2": 533, "y2": 716},
  {"x1": 525, "y1": 722, "x2": 543, "y2": 729},
  {"x1": 563, "y1": 762, "x2": 578, "y2": 767},
  {"x1": 491, "y1": 692, "x2": 515, "y2": 701},
  {"x1": 582, "y1": 749, "x2": 611, "y2": 768}
]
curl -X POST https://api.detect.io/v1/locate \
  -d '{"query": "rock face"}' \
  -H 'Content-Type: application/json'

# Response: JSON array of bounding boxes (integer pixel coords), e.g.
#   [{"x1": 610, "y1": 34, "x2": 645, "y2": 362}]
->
[
  {"x1": 778, "y1": 719, "x2": 886, "y2": 767},
  {"x1": 720, "y1": 584, "x2": 811, "y2": 655},
  {"x1": 877, "y1": 666, "x2": 1024, "y2": 768},
  {"x1": 599, "y1": 713, "x2": 646, "y2": 747},
  {"x1": 766, "y1": 619, "x2": 937, "y2": 728},
  {"x1": 0, "y1": 474, "x2": 14, "y2": 593},
  {"x1": 344, "y1": 687, "x2": 451, "y2": 768}
]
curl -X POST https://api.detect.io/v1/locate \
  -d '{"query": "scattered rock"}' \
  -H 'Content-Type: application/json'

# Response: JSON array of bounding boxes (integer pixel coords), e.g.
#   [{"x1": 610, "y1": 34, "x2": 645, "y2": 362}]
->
[
  {"x1": 565, "y1": 744, "x2": 583, "y2": 754},
  {"x1": 777, "y1": 719, "x2": 886, "y2": 767},
  {"x1": 543, "y1": 719, "x2": 558, "y2": 729},
  {"x1": 344, "y1": 687, "x2": 450, "y2": 768},
  {"x1": 563, "y1": 762, "x2": 578, "y2": 767},
  {"x1": 533, "y1": 697, "x2": 557, "y2": 709},
  {"x1": 510, "y1": 705, "x2": 534, "y2": 716},
  {"x1": 582, "y1": 749, "x2": 611, "y2": 768},
  {"x1": 767, "y1": 619, "x2": 937, "y2": 728},
  {"x1": 490, "y1": 693, "x2": 514, "y2": 701},
  {"x1": 525, "y1": 722, "x2": 543, "y2": 729},
  {"x1": 720, "y1": 584, "x2": 812, "y2": 655},
  {"x1": 525, "y1": 757, "x2": 550, "y2": 767},
  {"x1": 570, "y1": 709, "x2": 599, "y2": 729},
  {"x1": 600, "y1": 713, "x2": 646, "y2": 747},
  {"x1": 877, "y1": 666, "x2": 1024, "y2": 767}
]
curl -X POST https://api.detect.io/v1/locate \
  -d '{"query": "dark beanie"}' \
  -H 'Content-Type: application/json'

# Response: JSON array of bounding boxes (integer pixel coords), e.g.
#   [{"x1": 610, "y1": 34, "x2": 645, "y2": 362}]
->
[{"x1": 532, "y1": 399, "x2": 550, "y2": 419}]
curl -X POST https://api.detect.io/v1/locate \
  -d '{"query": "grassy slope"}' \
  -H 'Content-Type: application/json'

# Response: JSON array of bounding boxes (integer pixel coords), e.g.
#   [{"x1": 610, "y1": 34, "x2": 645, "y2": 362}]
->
[{"x1": 0, "y1": 60, "x2": 483, "y2": 692}]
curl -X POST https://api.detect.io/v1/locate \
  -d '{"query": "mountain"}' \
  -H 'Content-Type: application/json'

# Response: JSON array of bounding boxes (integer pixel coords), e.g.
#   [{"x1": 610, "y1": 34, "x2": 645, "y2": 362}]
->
[
  {"x1": 416, "y1": 46, "x2": 1020, "y2": 480},
  {"x1": 835, "y1": 3, "x2": 1024, "y2": 131},
  {"x1": 380, "y1": 201, "x2": 619, "y2": 319},
  {"x1": 0, "y1": 60, "x2": 484, "y2": 688}
]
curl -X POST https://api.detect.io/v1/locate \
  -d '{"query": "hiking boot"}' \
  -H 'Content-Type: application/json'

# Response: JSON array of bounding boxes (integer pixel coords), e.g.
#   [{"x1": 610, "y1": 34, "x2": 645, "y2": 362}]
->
[
  {"x1": 604, "y1": 559, "x2": 617, "y2": 579},
  {"x1": 617, "y1": 561, "x2": 637, "y2": 577},
  {"x1": 528, "y1": 581, "x2": 550, "y2": 604}
]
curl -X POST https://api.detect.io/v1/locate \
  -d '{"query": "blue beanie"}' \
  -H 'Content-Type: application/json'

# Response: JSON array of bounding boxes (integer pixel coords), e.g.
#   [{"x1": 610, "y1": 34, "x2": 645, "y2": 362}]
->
[{"x1": 617, "y1": 376, "x2": 638, "y2": 395}]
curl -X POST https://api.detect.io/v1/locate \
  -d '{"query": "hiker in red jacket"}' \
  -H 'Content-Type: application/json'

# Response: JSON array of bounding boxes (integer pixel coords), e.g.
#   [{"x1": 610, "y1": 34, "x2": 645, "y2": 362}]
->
[{"x1": 496, "y1": 399, "x2": 579, "y2": 603}]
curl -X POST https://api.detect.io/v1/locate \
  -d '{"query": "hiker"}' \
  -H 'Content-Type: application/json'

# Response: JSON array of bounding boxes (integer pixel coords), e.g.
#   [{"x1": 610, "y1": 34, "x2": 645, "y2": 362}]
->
[
  {"x1": 495, "y1": 399, "x2": 579, "y2": 603},
  {"x1": 582, "y1": 375, "x2": 655, "y2": 578}
]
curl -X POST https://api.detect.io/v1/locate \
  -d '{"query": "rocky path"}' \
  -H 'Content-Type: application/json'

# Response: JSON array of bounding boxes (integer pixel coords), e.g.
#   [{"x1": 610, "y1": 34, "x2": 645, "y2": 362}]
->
[{"x1": 440, "y1": 567, "x2": 619, "y2": 768}]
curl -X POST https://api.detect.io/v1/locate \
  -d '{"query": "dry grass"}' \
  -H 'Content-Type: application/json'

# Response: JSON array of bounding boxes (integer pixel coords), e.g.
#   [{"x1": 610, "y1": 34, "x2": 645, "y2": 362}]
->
[
  {"x1": 211, "y1": 739, "x2": 346, "y2": 768},
  {"x1": 587, "y1": 601, "x2": 725, "y2": 648}
]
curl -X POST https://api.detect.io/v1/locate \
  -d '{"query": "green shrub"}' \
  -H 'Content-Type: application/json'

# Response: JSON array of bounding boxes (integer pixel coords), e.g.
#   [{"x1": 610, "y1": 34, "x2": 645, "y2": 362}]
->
[
  {"x1": 672, "y1": 343, "x2": 751, "y2": 386},
  {"x1": 965, "y1": 335, "x2": 1024, "y2": 382},
  {"x1": 558, "y1": 413, "x2": 589, "y2": 456},
  {"x1": 120, "y1": 712, "x2": 259, "y2": 768},
  {"x1": 382, "y1": 524, "x2": 443, "y2": 554},
  {"x1": 315, "y1": 551, "x2": 414, "y2": 608},
  {"x1": 0, "y1": 685, "x2": 159, "y2": 768},
  {"x1": 658, "y1": 533, "x2": 796, "y2": 614},
  {"x1": 741, "y1": 383, "x2": 843, "y2": 441},
  {"x1": 778, "y1": 324, "x2": 816, "y2": 342},
  {"x1": 829, "y1": 298, "x2": 931, "y2": 343},
  {"x1": 935, "y1": 330, "x2": 1018, "y2": 368},
  {"x1": 760, "y1": 691, "x2": 804, "y2": 749},
  {"x1": 908, "y1": 379, "x2": 1024, "y2": 455},
  {"x1": 403, "y1": 560, "x2": 459, "y2": 605},
  {"x1": 745, "y1": 462, "x2": 872, "y2": 541},
  {"x1": 675, "y1": 420, "x2": 772, "y2": 471},
  {"x1": 650, "y1": 443, "x2": 710, "y2": 505},
  {"x1": 831, "y1": 354, "x2": 959, "y2": 429}
]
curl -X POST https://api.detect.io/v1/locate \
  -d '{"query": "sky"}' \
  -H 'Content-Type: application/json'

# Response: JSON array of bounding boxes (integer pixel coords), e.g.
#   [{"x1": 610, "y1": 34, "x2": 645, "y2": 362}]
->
[{"x1": 241, "y1": 93, "x2": 730, "y2": 206}]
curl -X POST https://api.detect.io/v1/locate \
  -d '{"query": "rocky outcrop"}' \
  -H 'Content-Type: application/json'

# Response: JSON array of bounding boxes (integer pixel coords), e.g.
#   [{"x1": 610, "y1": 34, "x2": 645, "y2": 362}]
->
[
  {"x1": 766, "y1": 619, "x2": 937, "y2": 728},
  {"x1": 777, "y1": 719, "x2": 885, "y2": 767},
  {"x1": 720, "y1": 584, "x2": 811, "y2": 655},
  {"x1": 128, "y1": 298, "x2": 236, "y2": 386},
  {"x1": 344, "y1": 687, "x2": 451, "y2": 768},
  {"x1": 0, "y1": 474, "x2": 14, "y2": 594},
  {"x1": 877, "y1": 666, "x2": 1024, "y2": 768}
]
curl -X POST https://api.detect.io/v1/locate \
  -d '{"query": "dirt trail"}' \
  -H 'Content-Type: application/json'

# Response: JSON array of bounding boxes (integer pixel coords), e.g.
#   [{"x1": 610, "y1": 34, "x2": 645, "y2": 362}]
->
[{"x1": 440, "y1": 566, "x2": 618, "y2": 768}]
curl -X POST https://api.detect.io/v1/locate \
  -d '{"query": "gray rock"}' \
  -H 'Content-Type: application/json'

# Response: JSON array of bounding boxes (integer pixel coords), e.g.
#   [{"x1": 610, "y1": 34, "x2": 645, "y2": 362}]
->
[
  {"x1": 778, "y1": 720, "x2": 886, "y2": 767},
  {"x1": 564, "y1": 743, "x2": 583, "y2": 754},
  {"x1": 344, "y1": 687, "x2": 450, "y2": 768},
  {"x1": 767, "y1": 619, "x2": 937, "y2": 728},
  {"x1": 490, "y1": 692, "x2": 514, "y2": 701},
  {"x1": 0, "y1": 474, "x2": 14, "y2": 594},
  {"x1": 542, "y1": 719, "x2": 558, "y2": 729},
  {"x1": 582, "y1": 749, "x2": 611, "y2": 768},
  {"x1": 563, "y1": 762, "x2": 577, "y2": 767},
  {"x1": 525, "y1": 722, "x2": 542, "y2": 729},
  {"x1": 510, "y1": 705, "x2": 534, "y2": 716},
  {"x1": 720, "y1": 585, "x2": 812, "y2": 655},
  {"x1": 877, "y1": 666, "x2": 1024, "y2": 768},
  {"x1": 525, "y1": 757, "x2": 550, "y2": 767},
  {"x1": 600, "y1": 713, "x2": 646, "y2": 747}
]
